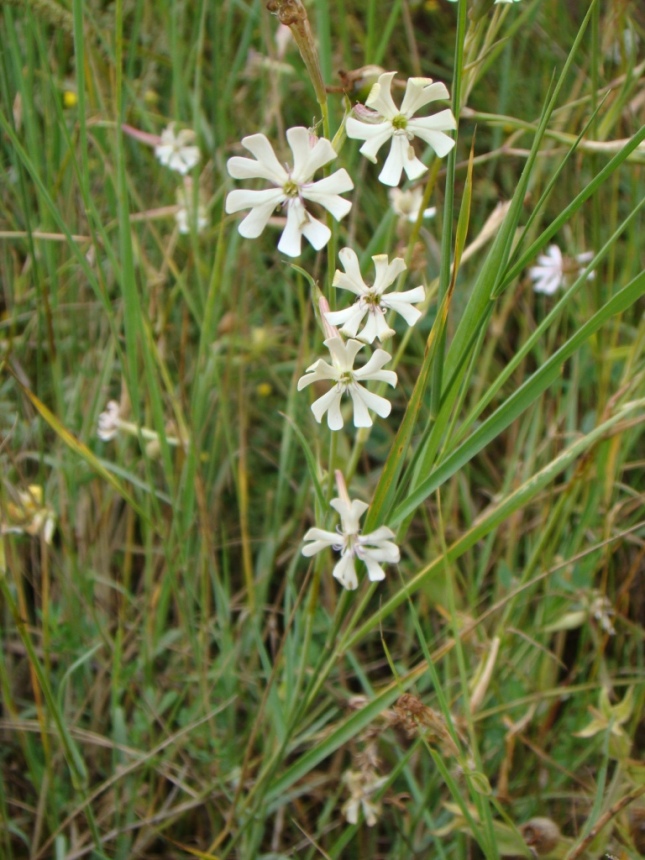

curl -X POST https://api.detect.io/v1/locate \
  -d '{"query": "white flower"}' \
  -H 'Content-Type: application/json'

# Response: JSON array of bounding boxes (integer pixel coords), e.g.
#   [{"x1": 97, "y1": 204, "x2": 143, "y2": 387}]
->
[
  {"x1": 389, "y1": 186, "x2": 436, "y2": 223},
  {"x1": 494, "y1": 0, "x2": 521, "y2": 4},
  {"x1": 176, "y1": 204, "x2": 208, "y2": 234},
  {"x1": 301, "y1": 471, "x2": 400, "y2": 590},
  {"x1": 154, "y1": 124, "x2": 201, "y2": 175},
  {"x1": 342, "y1": 769, "x2": 386, "y2": 826},
  {"x1": 528, "y1": 245, "x2": 595, "y2": 295},
  {"x1": 324, "y1": 247, "x2": 425, "y2": 343},
  {"x1": 345, "y1": 71, "x2": 456, "y2": 186},
  {"x1": 97, "y1": 401, "x2": 122, "y2": 441},
  {"x1": 175, "y1": 182, "x2": 208, "y2": 234},
  {"x1": 225, "y1": 127, "x2": 353, "y2": 257},
  {"x1": 297, "y1": 335, "x2": 397, "y2": 430}
]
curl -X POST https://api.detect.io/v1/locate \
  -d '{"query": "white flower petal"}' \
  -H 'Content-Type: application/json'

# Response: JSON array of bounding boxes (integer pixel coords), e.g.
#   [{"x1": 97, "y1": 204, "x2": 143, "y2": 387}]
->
[
  {"x1": 336, "y1": 247, "x2": 366, "y2": 292},
  {"x1": 288, "y1": 127, "x2": 337, "y2": 182},
  {"x1": 225, "y1": 186, "x2": 284, "y2": 215},
  {"x1": 400, "y1": 78, "x2": 451, "y2": 117},
  {"x1": 365, "y1": 71, "x2": 399, "y2": 119},
  {"x1": 354, "y1": 348, "x2": 397, "y2": 385},
  {"x1": 310, "y1": 385, "x2": 345, "y2": 429},
  {"x1": 382, "y1": 287, "x2": 425, "y2": 325},
  {"x1": 237, "y1": 201, "x2": 282, "y2": 239},
  {"x1": 333, "y1": 553, "x2": 359, "y2": 590},
  {"x1": 297, "y1": 357, "x2": 338, "y2": 389},
  {"x1": 371, "y1": 255, "x2": 406, "y2": 295},
  {"x1": 362, "y1": 555, "x2": 387, "y2": 581},
  {"x1": 276, "y1": 199, "x2": 304, "y2": 257},
  {"x1": 359, "y1": 309, "x2": 395, "y2": 344},
  {"x1": 326, "y1": 336, "x2": 364, "y2": 371},
  {"x1": 234, "y1": 133, "x2": 288, "y2": 184},
  {"x1": 325, "y1": 304, "x2": 367, "y2": 338},
  {"x1": 346, "y1": 118, "x2": 395, "y2": 162},
  {"x1": 531, "y1": 272, "x2": 561, "y2": 294},
  {"x1": 361, "y1": 525, "x2": 397, "y2": 543},
  {"x1": 302, "y1": 528, "x2": 342, "y2": 556},
  {"x1": 300, "y1": 213, "x2": 332, "y2": 251},
  {"x1": 349, "y1": 384, "x2": 393, "y2": 423},
  {"x1": 379, "y1": 134, "x2": 421, "y2": 186},
  {"x1": 331, "y1": 498, "x2": 368, "y2": 534},
  {"x1": 302, "y1": 170, "x2": 354, "y2": 220}
]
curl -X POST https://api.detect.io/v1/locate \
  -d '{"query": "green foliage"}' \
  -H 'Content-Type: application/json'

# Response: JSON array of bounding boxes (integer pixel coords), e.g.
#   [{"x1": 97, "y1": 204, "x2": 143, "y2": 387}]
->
[{"x1": 1, "y1": 0, "x2": 644, "y2": 857}]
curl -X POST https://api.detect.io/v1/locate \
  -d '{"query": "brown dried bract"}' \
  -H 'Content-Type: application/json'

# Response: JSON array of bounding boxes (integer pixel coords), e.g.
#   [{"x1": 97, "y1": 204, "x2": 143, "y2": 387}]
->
[
  {"x1": 390, "y1": 694, "x2": 461, "y2": 758},
  {"x1": 266, "y1": 0, "x2": 306, "y2": 27}
]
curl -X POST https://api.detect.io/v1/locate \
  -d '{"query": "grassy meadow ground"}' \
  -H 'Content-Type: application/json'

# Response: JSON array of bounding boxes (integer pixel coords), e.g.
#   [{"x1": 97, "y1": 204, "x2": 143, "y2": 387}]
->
[{"x1": 1, "y1": 0, "x2": 645, "y2": 857}]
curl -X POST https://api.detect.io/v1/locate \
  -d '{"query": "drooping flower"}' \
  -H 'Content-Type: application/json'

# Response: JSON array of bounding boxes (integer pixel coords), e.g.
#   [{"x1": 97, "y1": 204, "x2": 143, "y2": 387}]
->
[
  {"x1": 345, "y1": 71, "x2": 456, "y2": 186},
  {"x1": 297, "y1": 335, "x2": 396, "y2": 430},
  {"x1": 389, "y1": 186, "x2": 436, "y2": 223},
  {"x1": 154, "y1": 124, "x2": 201, "y2": 175},
  {"x1": 301, "y1": 471, "x2": 400, "y2": 590},
  {"x1": 225, "y1": 127, "x2": 353, "y2": 257},
  {"x1": 324, "y1": 247, "x2": 425, "y2": 343},
  {"x1": 528, "y1": 245, "x2": 594, "y2": 295}
]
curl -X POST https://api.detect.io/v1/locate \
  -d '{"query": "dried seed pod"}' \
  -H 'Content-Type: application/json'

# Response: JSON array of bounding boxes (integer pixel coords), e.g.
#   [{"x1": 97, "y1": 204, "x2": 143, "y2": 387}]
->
[{"x1": 520, "y1": 817, "x2": 561, "y2": 856}]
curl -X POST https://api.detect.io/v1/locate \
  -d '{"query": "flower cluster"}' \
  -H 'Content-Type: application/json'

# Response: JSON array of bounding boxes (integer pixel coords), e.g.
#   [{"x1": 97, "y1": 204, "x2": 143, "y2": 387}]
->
[{"x1": 221, "y1": 68, "x2": 450, "y2": 589}]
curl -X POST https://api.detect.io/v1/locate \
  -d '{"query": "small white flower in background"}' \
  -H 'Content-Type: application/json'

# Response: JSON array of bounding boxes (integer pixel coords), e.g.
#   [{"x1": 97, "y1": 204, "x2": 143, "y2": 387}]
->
[
  {"x1": 97, "y1": 400, "x2": 122, "y2": 441},
  {"x1": 494, "y1": 0, "x2": 521, "y2": 4},
  {"x1": 389, "y1": 186, "x2": 436, "y2": 223},
  {"x1": 297, "y1": 332, "x2": 397, "y2": 430},
  {"x1": 528, "y1": 245, "x2": 595, "y2": 295},
  {"x1": 589, "y1": 592, "x2": 616, "y2": 636},
  {"x1": 225, "y1": 127, "x2": 353, "y2": 257},
  {"x1": 175, "y1": 181, "x2": 208, "y2": 235},
  {"x1": 324, "y1": 247, "x2": 425, "y2": 343},
  {"x1": 346, "y1": 71, "x2": 456, "y2": 186},
  {"x1": 342, "y1": 769, "x2": 386, "y2": 826},
  {"x1": 175, "y1": 203, "x2": 208, "y2": 235},
  {"x1": 301, "y1": 471, "x2": 400, "y2": 590},
  {"x1": 154, "y1": 124, "x2": 201, "y2": 175}
]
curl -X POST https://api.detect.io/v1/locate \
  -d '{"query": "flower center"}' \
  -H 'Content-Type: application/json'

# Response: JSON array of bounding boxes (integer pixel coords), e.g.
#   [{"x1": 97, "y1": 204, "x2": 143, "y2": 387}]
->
[
  {"x1": 339, "y1": 371, "x2": 354, "y2": 387},
  {"x1": 391, "y1": 114, "x2": 408, "y2": 130},
  {"x1": 282, "y1": 178, "x2": 300, "y2": 197},
  {"x1": 343, "y1": 533, "x2": 359, "y2": 555},
  {"x1": 363, "y1": 290, "x2": 381, "y2": 309}
]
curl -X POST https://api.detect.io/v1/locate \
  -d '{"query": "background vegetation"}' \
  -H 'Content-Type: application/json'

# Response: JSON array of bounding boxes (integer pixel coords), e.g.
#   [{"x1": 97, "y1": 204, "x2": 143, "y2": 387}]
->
[{"x1": 1, "y1": 0, "x2": 644, "y2": 857}]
